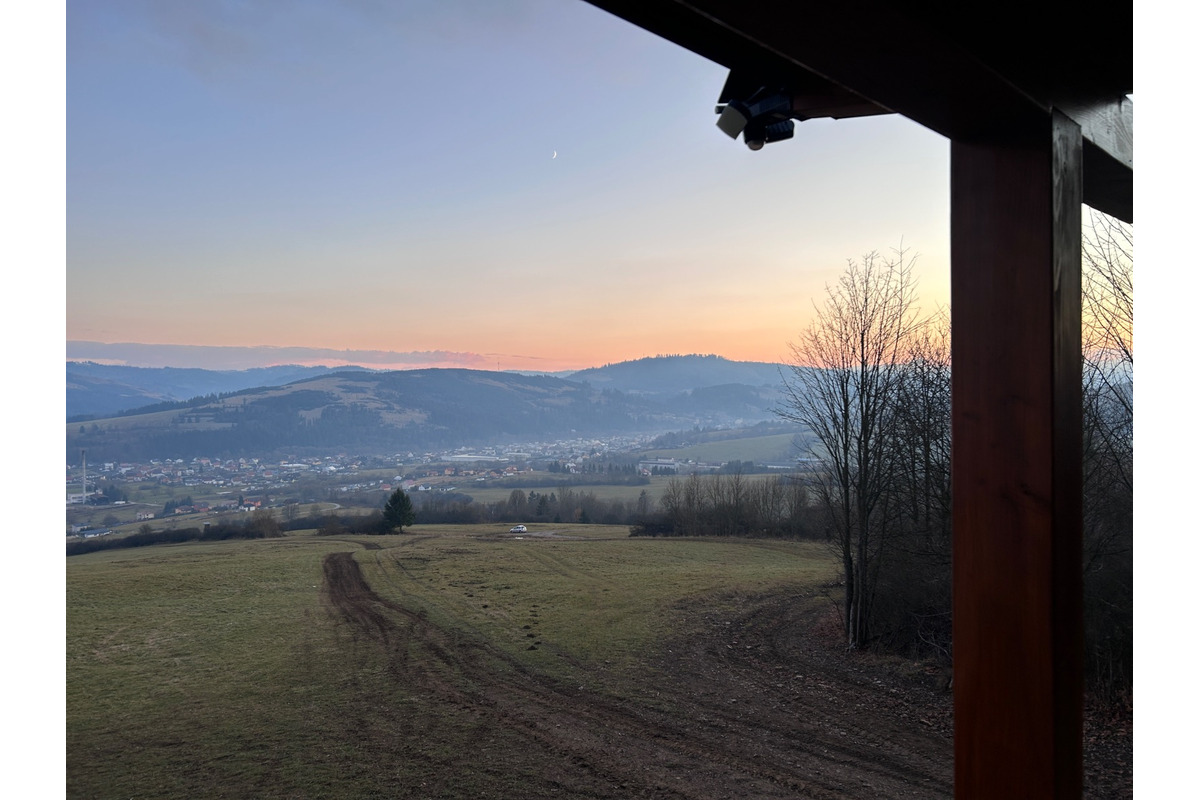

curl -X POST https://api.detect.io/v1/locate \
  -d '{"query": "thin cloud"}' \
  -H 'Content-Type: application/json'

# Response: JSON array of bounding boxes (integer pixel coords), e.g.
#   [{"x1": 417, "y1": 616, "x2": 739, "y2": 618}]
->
[{"x1": 66, "y1": 341, "x2": 495, "y2": 371}]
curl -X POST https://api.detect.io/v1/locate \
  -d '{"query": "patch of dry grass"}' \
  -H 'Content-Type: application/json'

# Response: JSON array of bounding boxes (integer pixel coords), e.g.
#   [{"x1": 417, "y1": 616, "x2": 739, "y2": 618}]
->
[{"x1": 67, "y1": 527, "x2": 836, "y2": 797}]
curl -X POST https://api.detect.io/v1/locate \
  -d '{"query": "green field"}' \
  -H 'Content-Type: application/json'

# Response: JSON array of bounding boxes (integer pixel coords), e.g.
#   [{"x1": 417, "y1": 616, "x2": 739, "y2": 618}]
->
[
  {"x1": 67, "y1": 526, "x2": 838, "y2": 798},
  {"x1": 640, "y1": 432, "x2": 804, "y2": 464}
]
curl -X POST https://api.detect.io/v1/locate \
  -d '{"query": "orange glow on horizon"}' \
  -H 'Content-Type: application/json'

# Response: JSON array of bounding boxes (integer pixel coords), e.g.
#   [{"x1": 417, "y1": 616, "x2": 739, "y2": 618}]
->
[{"x1": 67, "y1": 264, "x2": 951, "y2": 372}]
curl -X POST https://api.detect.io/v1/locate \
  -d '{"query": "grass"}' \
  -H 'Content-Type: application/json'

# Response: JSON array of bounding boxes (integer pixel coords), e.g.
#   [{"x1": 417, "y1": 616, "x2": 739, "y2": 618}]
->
[
  {"x1": 67, "y1": 526, "x2": 836, "y2": 798},
  {"x1": 640, "y1": 432, "x2": 804, "y2": 464},
  {"x1": 361, "y1": 524, "x2": 830, "y2": 677},
  {"x1": 67, "y1": 535, "x2": 356, "y2": 797}
]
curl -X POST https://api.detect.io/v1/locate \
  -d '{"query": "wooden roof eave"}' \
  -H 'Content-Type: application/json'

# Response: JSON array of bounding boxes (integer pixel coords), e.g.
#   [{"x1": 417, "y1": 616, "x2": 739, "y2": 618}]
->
[{"x1": 585, "y1": 0, "x2": 1131, "y2": 222}]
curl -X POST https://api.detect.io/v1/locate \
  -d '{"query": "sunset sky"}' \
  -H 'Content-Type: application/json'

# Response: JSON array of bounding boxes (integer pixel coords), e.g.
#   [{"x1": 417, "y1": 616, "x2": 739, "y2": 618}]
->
[{"x1": 66, "y1": 0, "x2": 952, "y2": 372}]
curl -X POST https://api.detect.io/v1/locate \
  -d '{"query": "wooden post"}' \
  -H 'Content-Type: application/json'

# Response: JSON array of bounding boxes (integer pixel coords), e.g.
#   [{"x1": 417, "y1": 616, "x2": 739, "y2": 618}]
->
[{"x1": 951, "y1": 110, "x2": 1084, "y2": 797}]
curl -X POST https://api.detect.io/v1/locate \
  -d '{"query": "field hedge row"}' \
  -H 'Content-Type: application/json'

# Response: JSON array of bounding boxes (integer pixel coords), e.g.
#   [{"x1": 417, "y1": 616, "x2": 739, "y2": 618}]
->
[{"x1": 66, "y1": 518, "x2": 283, "y2": 556}]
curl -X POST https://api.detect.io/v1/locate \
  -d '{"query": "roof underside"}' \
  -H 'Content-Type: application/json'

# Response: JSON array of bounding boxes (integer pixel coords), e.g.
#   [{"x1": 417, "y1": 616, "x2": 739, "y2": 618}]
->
[{"x1": 585, "y1": 0, "x2": 1132, "y2": 221}]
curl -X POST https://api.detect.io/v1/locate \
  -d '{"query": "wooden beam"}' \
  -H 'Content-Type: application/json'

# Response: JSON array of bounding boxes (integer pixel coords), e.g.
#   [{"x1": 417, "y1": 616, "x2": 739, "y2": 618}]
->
[
  {"x1": 950, "y1": 110, "x2": 1084, "y2": 797},
  {"x1": 1060, "y1": 98, "x2": 1133, "y2": 223},
  {"x1": 584, "y1": 1, "x2": 1132, "y2": 219}
]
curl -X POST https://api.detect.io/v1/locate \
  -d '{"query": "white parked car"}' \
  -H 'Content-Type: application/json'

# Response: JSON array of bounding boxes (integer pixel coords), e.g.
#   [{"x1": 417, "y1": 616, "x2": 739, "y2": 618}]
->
[{"x1": 510, "y1": 525, "x2": 527, "y2": 533}]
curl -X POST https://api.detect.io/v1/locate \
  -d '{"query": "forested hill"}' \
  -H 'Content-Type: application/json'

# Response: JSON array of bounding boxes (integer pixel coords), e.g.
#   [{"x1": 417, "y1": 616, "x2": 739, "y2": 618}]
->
[
  {"x1": 68, "y1": 355, "x2": 787, "y2": 421},
  {"x1": 65, "y1": 368, "x2": 710, "y2": 462},
  {"x1": 567, "y1": 354, "x2": 783, "y2": 396},
  {"x1": 67, "y1": 362, "x2": 351, "y2": 420}
]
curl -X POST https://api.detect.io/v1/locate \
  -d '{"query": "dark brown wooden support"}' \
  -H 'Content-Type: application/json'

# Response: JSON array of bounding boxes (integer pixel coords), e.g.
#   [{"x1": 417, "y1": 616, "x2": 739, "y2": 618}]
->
[{"x1": 951, "y1": 110, "x2": 1083, "y2": 797}]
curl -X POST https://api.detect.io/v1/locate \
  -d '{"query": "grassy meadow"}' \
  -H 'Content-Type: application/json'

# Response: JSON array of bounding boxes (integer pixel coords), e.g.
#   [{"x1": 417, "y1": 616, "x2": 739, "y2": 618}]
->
[
  {"x1": 67, "y1": 525, "x2": 837, "y2": 798},
  {"x1": 639, "y1": 432, "x2": 802, "y2": 464}
]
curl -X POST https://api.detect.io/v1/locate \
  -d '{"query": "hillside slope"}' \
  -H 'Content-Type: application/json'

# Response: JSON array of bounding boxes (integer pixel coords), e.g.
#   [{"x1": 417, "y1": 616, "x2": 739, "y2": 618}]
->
[
  {"x1": 568, "y1": 354, "x2": 783, "y2": 396},
  {"x1": 66, "y1": 369, "x2": 681, "y2": 462},
  {"x1": 67, "y1": 362, "x2": 349, "y2": 419},
  {"x1": 65, "y1": 356, "x2": 791, "y2": 462}
]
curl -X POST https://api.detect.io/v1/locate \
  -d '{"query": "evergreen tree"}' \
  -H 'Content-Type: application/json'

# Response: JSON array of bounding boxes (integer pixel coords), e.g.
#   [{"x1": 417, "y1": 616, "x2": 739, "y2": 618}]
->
[{"x1": 382, "y1": 488, "x2": 416, "y2": 532}]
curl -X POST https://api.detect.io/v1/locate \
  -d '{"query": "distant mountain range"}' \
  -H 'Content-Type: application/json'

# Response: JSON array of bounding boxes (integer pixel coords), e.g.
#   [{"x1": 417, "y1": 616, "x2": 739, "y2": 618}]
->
[
  {"x1": 67, "y1": 363, "x2": 349, "y2": 420},
  {"x1": 567, "y1": 355, "x2": 784, "y2": 396},
  {"x1": 65, "y1": 356, "x2": 789, "y2": 462}
]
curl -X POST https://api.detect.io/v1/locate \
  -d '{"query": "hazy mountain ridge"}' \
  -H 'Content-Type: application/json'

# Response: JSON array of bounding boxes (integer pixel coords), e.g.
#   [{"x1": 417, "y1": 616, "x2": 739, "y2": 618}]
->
[
  {"x1": 67, "y1": 369, "x2": 669, "y2": 462},
  {"x1": 65, "y1": 356, "x2": 788, "y2": 461},
  {"x1": 67, "y1": 362, "x2": 366, "y2": 420},
  {"x1": 566, "y1": 354, "x2": 784, "y2": 396}
]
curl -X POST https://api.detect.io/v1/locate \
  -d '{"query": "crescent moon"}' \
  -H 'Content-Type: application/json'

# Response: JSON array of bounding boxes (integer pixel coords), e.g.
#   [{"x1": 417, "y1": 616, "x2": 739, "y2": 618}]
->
[{"x1": 552, "y1": 150, "x2": 557, "y2": 159}]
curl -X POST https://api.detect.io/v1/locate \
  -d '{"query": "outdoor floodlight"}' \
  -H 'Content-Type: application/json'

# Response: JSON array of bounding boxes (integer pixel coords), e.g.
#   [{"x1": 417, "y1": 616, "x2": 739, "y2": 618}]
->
[
  {"x1": 742, "y1": 117, "x2": 795, "y2": 150},
  {"x1": 715, "y1": 77, "x2": 799, "y2": 151}
]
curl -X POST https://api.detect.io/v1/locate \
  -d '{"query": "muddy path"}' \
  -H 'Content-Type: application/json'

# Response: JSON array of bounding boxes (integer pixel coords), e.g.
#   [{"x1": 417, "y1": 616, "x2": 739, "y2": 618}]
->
[{"x1": 320, "y1": 551, "x2": 954, "y2": 798}]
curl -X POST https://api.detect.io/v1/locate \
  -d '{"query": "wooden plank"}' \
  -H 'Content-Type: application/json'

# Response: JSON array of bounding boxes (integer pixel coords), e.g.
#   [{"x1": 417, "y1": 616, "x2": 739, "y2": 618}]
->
[{"x1": 950, "y1": 111, "x2": 1083, "y2": 797}]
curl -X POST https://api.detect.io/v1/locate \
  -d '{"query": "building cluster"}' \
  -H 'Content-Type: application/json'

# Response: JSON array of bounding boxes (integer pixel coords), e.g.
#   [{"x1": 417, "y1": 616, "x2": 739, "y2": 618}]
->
[{"x1": 66, "y1": 432, "x2": 672, "y2": 506}]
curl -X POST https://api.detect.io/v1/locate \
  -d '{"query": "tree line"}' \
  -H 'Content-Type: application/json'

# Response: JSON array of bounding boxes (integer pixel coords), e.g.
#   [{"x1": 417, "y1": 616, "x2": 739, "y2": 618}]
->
[
  {"x1": 775, "y1": 224, "x2": 1131, "y2": 698},
  {"x1": 66, "y1": 508, "x2": 285, "y2": 556},
  {"x1": 644, "y1": 471, "x2": 816, "y2": 538},
  {"x1": 410, "y1": 486, "x2": 655, "y2": 527}
]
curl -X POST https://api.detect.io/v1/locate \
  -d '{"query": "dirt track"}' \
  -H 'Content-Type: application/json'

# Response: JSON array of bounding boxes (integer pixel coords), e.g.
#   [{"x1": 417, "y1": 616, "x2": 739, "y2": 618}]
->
[
  {"x1": 321, "y1": 549, "x2": 1132, "y2": 798},
  {"x1": 321, "y1": 550, "x2": 957, "y2": 798}
]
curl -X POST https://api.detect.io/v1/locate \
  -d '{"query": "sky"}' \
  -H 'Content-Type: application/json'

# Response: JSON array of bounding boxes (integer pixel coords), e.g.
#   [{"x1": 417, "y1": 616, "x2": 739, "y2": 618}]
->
[{"x1": 64, "y1": 0, "x2": 952, "y2": 372}]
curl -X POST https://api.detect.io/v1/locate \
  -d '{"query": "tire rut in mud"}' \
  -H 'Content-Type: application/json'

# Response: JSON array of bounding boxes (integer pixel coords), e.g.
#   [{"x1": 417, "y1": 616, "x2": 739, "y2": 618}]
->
[{"x1": 320, "y1": 551, "x2": 952, "y2": 799}]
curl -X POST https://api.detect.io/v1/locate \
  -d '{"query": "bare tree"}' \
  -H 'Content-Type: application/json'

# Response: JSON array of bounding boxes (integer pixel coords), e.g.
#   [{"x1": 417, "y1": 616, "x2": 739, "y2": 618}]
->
[
  {"x1": 873, "y1": 311, "x2": 953, "y2": 656},
  {"x1": 250, "y1": 508, "x2": 282, "y2": 538},
  {"x1": 777, "y1": 246, "x2": 923, "y2": 649},
  {"x1": 1080, "y1": 209, "x2": 1133, "y2": 696},
  {"x1": 507, "y1": 489, "x2": 529, "y2": 517},
  {"x1": 746, "y1": 477, "x2": 783, "y2": 535},
  {"x1": 781, "y1": 477, "x2": 811, "y2": 538},
  {"x1": 1082, "y1": 209, "x2": 1133, "y2": 497},
  {"x1": 889, "y1": 311, "x2": 952, "y2": 549},
  {"x1": 705, "y1": 470, "x2": 747, "y2": 536}
]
